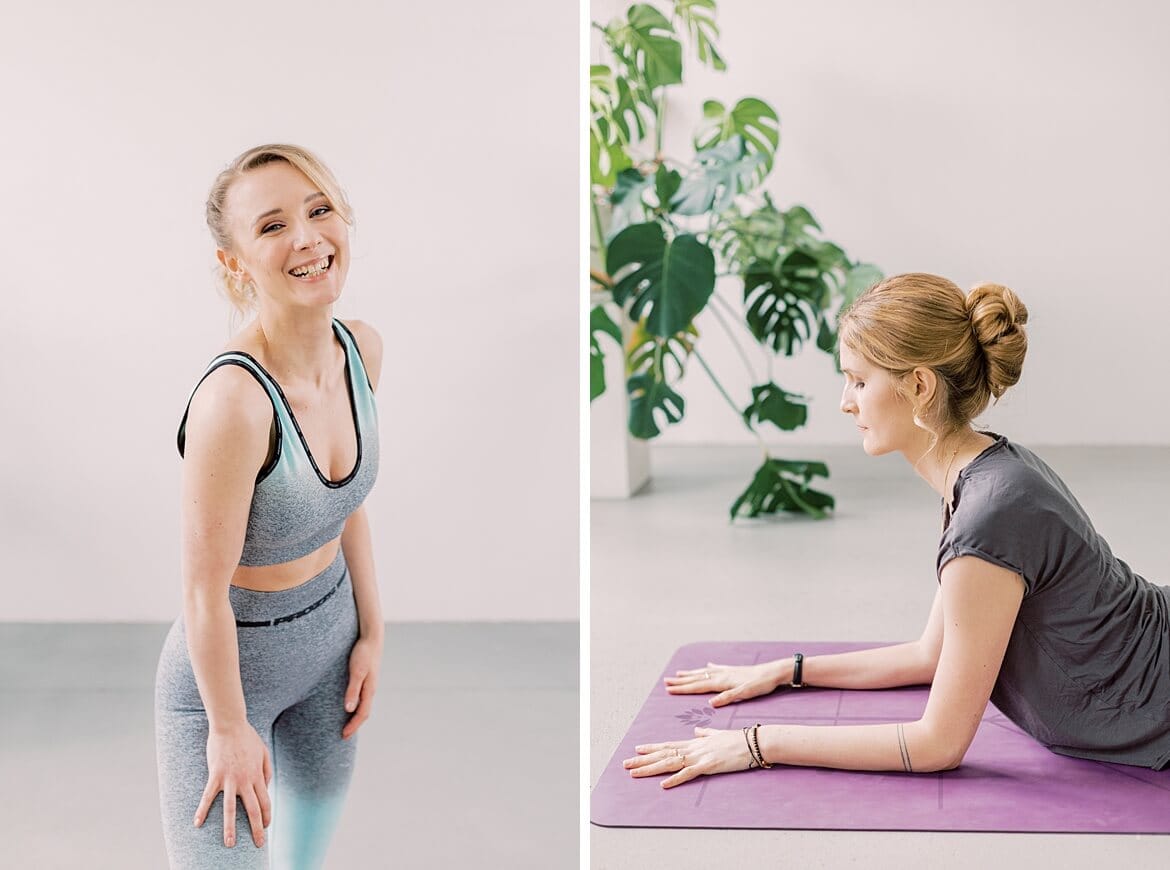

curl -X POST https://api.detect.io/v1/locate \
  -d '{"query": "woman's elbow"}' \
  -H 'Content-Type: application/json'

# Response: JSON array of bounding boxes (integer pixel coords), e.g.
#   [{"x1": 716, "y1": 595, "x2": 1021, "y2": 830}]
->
[{"x1": 912, "y1": 725, "x2": 972, "y2": 773}]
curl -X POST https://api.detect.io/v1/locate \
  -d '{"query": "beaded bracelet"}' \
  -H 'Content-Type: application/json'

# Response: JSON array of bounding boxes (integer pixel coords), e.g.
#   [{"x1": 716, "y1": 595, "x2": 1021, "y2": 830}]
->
[
  {"x1": 742, "y1": 726, "x2": 761, "y2": 769},
  {"x1": 750, "y1": 723, "x2": 773, "y2": 769}
]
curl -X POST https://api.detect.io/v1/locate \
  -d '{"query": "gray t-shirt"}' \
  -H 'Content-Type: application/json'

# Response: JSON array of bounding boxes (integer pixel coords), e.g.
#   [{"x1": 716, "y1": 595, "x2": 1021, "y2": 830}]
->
[{"x1": 937, "y1": 432, "x2": 1170, "y2": 769}]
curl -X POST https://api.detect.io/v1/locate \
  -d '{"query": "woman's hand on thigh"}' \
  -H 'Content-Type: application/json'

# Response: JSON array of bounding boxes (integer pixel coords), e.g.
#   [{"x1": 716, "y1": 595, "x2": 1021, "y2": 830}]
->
[
  {"x1": 194, "y1": 722, "x2": 272, "y2": 849},
  {"x1": 664, "y1": 661, "x2": 784, "y2": 707},
  {"x1": 342, "y1": 634, "x2": 382, "y2": 740},
  {"x1": 623, "y1": 727, "x2": 755, "y2": 788}
]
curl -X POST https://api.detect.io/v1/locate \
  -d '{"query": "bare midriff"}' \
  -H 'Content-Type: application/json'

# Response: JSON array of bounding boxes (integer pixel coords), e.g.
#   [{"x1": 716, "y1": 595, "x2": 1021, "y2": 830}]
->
[{"x1": 229, "y1": 537, "x2": 342, "y2": 592}]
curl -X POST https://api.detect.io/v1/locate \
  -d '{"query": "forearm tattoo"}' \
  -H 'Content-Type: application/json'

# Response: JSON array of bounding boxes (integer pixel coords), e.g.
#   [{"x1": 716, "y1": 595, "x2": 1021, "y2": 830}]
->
[{"x1": 896, "y1": 722, "x2": 914, "y2": 773}]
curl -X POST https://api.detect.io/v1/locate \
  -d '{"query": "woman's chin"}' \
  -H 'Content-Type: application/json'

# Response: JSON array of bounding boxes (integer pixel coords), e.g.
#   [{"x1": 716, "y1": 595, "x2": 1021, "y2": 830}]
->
[{"x1": 859, "y1": 432, "x2": 889, "y2": 456}]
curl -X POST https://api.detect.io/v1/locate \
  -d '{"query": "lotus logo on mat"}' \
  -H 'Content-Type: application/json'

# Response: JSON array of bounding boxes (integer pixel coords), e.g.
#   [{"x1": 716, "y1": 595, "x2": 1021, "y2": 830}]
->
[{"x1": 676, "y1": 707, "x2": 712, "y2": 727}]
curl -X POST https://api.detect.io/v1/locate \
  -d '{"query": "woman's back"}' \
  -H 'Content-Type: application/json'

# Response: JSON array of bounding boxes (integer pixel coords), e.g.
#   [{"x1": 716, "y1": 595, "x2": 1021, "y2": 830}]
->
[{"x1": 939, "y1": 432, "x2": 1170, "y2": 768}]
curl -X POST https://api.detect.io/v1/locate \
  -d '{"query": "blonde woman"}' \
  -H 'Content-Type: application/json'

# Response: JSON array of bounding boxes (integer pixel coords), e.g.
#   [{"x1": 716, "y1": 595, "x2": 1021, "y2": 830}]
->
[
  {"x1": 154, "y1": 144, "x2": 383, "y2": 867},
  {"x1": 626, "y1": 273, "x2": 1170, "y2": 787}
]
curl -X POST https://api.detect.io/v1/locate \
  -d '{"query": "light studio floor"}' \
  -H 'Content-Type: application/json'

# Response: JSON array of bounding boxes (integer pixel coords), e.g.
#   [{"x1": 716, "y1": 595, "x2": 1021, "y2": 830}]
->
[
  {"x1": 1, "y1": 621, "x2": 578, "y2": 869},
  {"x1": 591, "y1": 444, "x2": 1170, "y2": 870}
]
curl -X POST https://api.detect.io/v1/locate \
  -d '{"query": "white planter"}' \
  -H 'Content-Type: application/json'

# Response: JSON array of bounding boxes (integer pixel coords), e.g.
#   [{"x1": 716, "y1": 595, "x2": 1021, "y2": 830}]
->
[{"x1": 590, "y1": 304, "x2": 650, "y2": 498}]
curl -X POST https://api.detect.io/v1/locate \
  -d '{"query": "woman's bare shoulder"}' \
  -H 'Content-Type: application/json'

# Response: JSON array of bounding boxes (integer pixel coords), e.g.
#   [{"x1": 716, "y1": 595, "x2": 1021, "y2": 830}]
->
[
  {"x1": 338, "y1": 318, "x2": 384, "y2": 392},
  {"x1": 186, "y1": 362, "x2": 273, "y2": 436}
]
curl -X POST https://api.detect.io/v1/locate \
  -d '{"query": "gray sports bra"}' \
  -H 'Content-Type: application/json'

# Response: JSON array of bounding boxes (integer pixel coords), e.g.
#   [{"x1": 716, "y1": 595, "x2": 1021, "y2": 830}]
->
[{"x1": 177, "y1": 318, "x2": 379, "y2": 566}]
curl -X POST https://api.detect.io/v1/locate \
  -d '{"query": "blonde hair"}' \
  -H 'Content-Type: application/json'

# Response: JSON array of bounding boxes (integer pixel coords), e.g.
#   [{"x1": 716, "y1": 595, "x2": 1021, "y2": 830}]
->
[
  {"x1": 205, "y1": 144, "x2": 355, "y2": 330},
  {"x1": 838, "y1": 272, "x2": 1028, "y2": 446}
]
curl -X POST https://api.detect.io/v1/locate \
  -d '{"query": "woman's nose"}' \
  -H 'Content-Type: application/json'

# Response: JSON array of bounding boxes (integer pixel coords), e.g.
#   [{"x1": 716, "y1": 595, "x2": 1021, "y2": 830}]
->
[{"x1": 294, "y1": 226, "x2": 322, "y2": 250}]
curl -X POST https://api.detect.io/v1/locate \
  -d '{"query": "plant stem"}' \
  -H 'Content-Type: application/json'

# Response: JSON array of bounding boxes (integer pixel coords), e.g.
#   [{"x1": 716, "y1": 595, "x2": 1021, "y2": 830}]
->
[
  {"x1": 655, "y1": 90, "x2": 666, "y2": 154},
  {"x1": 691, "y1": 347, "x2": 768, "y2": 457},
  {"x1": 705, "y1": 293, "x2": 759, "y2": 384},
  {"x1": 591, "y1": 197, "x2": 608, "y2": 265}
]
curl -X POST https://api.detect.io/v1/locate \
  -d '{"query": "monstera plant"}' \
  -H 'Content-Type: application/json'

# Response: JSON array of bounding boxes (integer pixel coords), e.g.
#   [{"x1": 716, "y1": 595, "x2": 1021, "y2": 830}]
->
[{"x1": 589, "y1": 0, "x2": 883, "y2": 519}]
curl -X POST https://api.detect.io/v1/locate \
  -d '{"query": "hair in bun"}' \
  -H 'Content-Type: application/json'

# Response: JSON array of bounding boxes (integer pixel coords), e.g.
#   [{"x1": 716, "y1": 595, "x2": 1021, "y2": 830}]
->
[
  {"x1": 966, "y1": 283, "x2": 1028, "y2": 400},
  {"x1": 838, "y1": 272, "x2": 1028, "y2": 439}
]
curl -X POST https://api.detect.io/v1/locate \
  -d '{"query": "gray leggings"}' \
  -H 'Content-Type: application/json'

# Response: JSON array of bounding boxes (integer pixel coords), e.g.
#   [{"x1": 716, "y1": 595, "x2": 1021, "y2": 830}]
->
[{"x1": 154, "y1": 547, "x2": 360, "y2": 869}]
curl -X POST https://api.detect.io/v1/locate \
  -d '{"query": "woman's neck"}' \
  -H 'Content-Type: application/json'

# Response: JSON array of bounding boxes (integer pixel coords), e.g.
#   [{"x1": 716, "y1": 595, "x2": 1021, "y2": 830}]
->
[{"x1": 906, "y1": 427, "x2": 995, "y2": 506}]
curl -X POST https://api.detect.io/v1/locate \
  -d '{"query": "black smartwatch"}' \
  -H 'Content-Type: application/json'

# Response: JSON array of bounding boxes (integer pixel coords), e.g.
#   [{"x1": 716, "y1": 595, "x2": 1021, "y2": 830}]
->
[{"x1": 790, "y1": 652, "x2": 804, "y2": 688}]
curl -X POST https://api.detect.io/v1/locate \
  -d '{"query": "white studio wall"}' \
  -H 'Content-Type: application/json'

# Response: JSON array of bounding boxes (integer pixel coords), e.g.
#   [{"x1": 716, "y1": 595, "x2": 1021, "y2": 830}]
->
[
  {"x1": 591, "y1": 0, "x2": 1170, "y2": 447},
  {"x1": 0, "y1": 1, "x2": 579, "y2": 621}
]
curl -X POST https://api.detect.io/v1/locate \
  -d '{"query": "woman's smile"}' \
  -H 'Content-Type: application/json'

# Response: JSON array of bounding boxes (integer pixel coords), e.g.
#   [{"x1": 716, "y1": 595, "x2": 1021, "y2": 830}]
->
[{"x1": 287, "y1": 253, "x2": 335, "y2": 282}]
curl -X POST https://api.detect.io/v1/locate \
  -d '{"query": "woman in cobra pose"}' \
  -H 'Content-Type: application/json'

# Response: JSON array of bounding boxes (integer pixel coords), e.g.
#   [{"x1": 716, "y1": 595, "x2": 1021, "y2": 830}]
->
[
  {"x1": 154, "y1": 144, "x2": 385, "y2": 867},
  {"x1": 626, "y1": 273, "x2": 1170, "y2": 787}
]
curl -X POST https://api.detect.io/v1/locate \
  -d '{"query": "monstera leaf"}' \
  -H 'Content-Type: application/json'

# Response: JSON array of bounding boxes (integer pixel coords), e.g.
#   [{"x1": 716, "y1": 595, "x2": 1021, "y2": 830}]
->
[
  {"x1": 674, "y1": 0, "x2": 726, "y2": 70},
  {"x1": 589, "y1": 66, "x2": 634, "y2": 187},
  {"x1": 626, "y1": 319, "x2": 697, "y2": 382},
  {"x1": 627, "y1": 372, "x2": 685, "y2": 438},
  {"x1": 652, "y1": 164, "x2": 682, "y2": 213},
  {"x1": 817, "y1": 262, "x2": 884, "y2": 360},
  {"x1": 743, "y1": 250, "x2": 832, "y2": 355},
  {"x1": 622, "y1": 320, "x2": 696, "y2": 436},
  {"x1": 841, "y1": 262, "x2": 883, "y2": 309},
  {"x1": 730, "y1": 458, "x2": 835, "y2": 520},
  {"x1": 742, "y1": 382, "x2": 808, "y2": 432},
  {"x1": 609, "y1": 168, "x2": 655, "y2": 240},
  {"x1": 693, "y1": 98, "x2": 780, "y2": 183},
  {"x1": 606, "y1": 222, "x2": 716, "y2": 337},
  {"x1": 606, "y1": 4, "x2": 683, "y2": 93},
  {"x1": 671, "y1": 136, "x2": 765, "y2": 216},
  {"x1": 590, "y1": 305, "x2": 623, "y2": 401}
]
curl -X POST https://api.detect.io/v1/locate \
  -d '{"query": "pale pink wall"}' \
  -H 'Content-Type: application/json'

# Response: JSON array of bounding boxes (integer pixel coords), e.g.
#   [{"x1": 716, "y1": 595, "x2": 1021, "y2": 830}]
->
[
  {"x1": 0, "y1": 0, "x2": 579, "y2": 621},
  {"x1": 591, "y1": 0, "x2": 1170, "y2": 447}
]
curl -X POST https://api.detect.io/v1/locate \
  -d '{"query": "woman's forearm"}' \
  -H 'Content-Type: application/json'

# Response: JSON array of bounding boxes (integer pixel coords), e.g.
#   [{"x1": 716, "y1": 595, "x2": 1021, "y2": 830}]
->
[
  {"x1": 341, "y1": 505, "x2": 383, "y2": 641},
  {"x1": 757, "y1": 719, "x2": 957, "y2": 774},
  {"x1": 183, "y1": 596, "x2": 249, "y2": 732},
  {"x1": 767, "y1": 641, "x2": 936, "y2": 691}
]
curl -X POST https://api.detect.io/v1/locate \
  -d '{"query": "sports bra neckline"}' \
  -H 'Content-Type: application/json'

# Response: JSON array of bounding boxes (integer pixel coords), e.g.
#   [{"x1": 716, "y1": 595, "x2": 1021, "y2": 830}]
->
[{"x1": 218, "y1": 319, "x2": 363, "y2": 488}]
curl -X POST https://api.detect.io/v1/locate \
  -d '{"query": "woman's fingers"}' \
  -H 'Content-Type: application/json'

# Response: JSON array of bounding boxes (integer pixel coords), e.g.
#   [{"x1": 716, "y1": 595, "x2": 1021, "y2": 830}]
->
[
  {"x1": 623, "y1": 749, "x2": 664, "y2": 770},
  {"x1": 662, "y1": 756, "x2": 709, "y2": 789},
  {"x1": 629, "y1": 753, "x2": 687, "y2": 778},
  {"x1": 263, "y1": 745, "x2": 273, "y2": 788},
  {"x1": 665, "y1": 680, "x2": 714, "y2": 695},
  {"x1": 624, "y1": 744, "x2": 688, "y2": 767},
  {"x1": 710, "y1": 687, "x2": 741, "y2": 707},
  {"x1": 241, "y1": 786, "x2": 266, "y2": 849},
  {"x1": 223, "y1": 781, "x2": 237, "y2": 847},
  {"x1": 633, "y1": 740, "x2": 675, "y2": 754},
  {"x1": 257, "y1": 777, "x2": 272, "y2": 830},
  {"x1": 342, "y1": 677, "x2": 377, "y2": 740},
  {"x1": 193, "y1": 778, "x2": 218, "y2": 827}
]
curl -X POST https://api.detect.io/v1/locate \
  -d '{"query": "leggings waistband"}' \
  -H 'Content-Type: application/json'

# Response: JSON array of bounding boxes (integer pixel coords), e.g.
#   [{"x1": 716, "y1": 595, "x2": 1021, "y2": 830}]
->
[{"x1": 228, "y1": 547, "x2": 349, "y2": 627}]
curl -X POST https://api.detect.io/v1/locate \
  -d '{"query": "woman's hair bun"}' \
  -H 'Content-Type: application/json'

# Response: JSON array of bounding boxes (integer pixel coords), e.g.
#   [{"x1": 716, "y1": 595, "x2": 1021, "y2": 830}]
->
[{"x1": 966, "y1": 283, "x2": 1028, "y2": 398}]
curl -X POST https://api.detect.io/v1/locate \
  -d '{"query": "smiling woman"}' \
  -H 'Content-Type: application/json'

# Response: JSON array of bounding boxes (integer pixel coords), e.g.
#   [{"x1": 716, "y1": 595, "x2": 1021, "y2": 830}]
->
[
  {"x1": 205, "y1": 144, "x2": 355, "y2": 329},
  {"x1": 155, "y1": 144, "x2": 385, "y2": 868}
]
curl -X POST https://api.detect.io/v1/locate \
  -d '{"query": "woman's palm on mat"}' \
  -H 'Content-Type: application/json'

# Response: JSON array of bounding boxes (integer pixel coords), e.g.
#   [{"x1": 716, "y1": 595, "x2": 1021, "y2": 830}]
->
[
  {"x1": 624, "y1": 727, "x2": 754, "y2": 789},
  {"x1": 665, "y1": 661, "x2": 782, "y2": 707}
]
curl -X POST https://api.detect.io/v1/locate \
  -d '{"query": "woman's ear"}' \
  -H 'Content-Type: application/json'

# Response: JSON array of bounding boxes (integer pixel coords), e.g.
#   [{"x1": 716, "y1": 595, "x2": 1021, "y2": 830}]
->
[
  {"x1": 910, "y1": 366, "x2": 937, "y2": 402},
  {"x1": 217, "y1": 249, "x2": 249, "y2": 283}
]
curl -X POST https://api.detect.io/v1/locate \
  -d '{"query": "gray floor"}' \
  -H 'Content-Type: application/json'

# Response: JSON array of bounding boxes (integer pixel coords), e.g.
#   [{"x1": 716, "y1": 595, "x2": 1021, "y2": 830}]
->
[
  {"x1": 591, "y1": 444, "x2": 1170, "y2": 870},
  {"x1": 0, "y1": 621, "x2": 578, "y2": 869}
]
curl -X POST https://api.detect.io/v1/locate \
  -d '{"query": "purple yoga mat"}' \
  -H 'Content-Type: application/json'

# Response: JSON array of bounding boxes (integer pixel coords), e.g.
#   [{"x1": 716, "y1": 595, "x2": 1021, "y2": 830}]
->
[{"x1": 592, "y1": 642, "x2": 1170, "y2": 833}]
